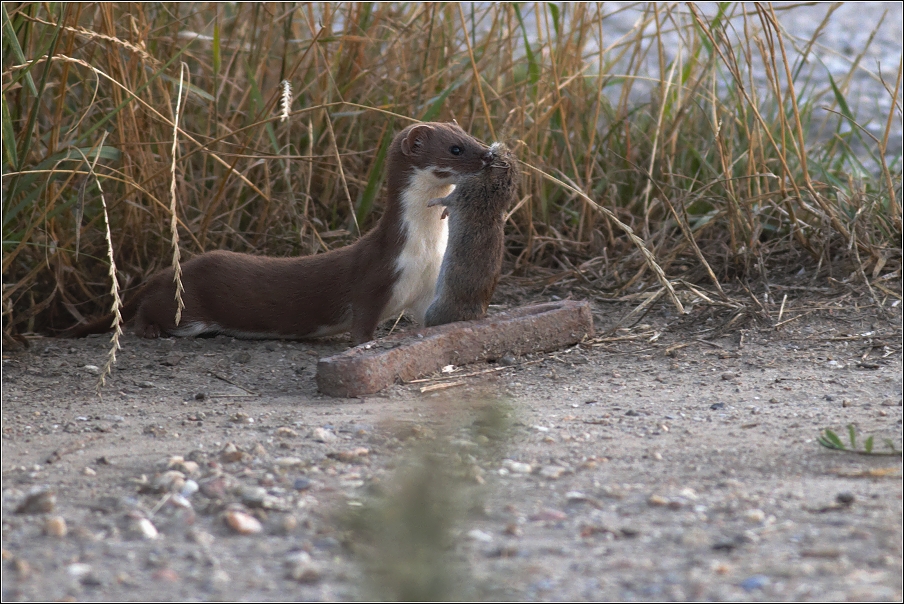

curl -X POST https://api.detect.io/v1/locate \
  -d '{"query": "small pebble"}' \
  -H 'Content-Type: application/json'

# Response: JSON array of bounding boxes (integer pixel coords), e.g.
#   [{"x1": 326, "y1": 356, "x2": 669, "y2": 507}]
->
[
  {"x1": 280, "y1": 515, "x2": 299, "y2": 534},
  {"x1": 167, "y1": 493, "x2": 192, "y2": 510},
  {"x1": 134, "y1": 517, "x2": 159, "y2": 540},
  {"x1": 275, "y1": 427, "x2": 298, "y2": 438},
  {"x1": 328, "y1": 447, "x2": 370, "y2": 462},
  {"x1": 13, "y1": 558, "x2": 31, "y2": 577},
  {"x1": 500, "y1": 354, "x2": 517, "y2": 366},
  {"x1": 678, "y1": 488, "x2": 698, "y2": 500},
  {"x1": 239, "y1": 486, "x2": 268, "y2": 508},
  {"x1": 200, "y1": 476, "x2": 229, "y2": 499},
  {"x1": 153, "y1": 470, "x2": 186, "y2": 493},
  {"x1": 181, "y1": 480, "x2": 199, "y2": 498},
  {"x1": 648, "y1": 494, "x2": 670, "y2": 507},
  {"x1": 67, "y1": 563, "x2": 94, "y2": 581},
  {"x1": 44, "y1": 516, "x2": 67, "y2": 537},
  {"x1": 220, "y1": 443, "x2": 245, "y2": 463},
  {"x1": 710, "y1": 403, "x2": 725, "y2": 410},
  {"x1": 467, "y1": 528, "x2": 494, "y2": 542},
  {"x1": 273, "y1": 457, "x2": 304, "y2": 468},
  {"x1": 209, "y1": 568, "x2": 231, "y2": 589},
  {"x1": 187, "y1": 528, "x2": 215, "y2": 547},
  {"x1": 744, "y1": 509, "x2": 766, "y2": 523},
  {"x1": 284, "y1": 551, "x2": 321, "y2": 583},
  {"x1": 224, "y1": 510, "x2": 262, "y2": 535},
  {"x1": 529, "y1": 508, "x2": 567, "y2": 522},
  {"x1": 836, "y1": 492, "x2": 855, "y2": 506},
  {"x1": 16, "y1": 487, "x2": 55, "y2": 514},
  {"x1": 152, "y1": 568, "x2": 179, "y2": 583},
  {"x1": 293, "y1": 478, "x2": 312, "y2": 491},
  {"x1": 503, "y1": 460, "x2": 533, "y2": 474},
  {"x1": 739, "y1": 575, "x2": 769, "y2": 591},
  {"x1": 168, "y1": 457, "x2": 200, "y2": 476},
  {"x1": 82, "y1": 467, "x2": 96, "y2": 477},
  {"x1": 539, "y1": 465, "x2": 566, "y2": 479},
  {"x1": 230, "y1": 412, "x2": 253, "y2": 424},
  {"x1": 311, "y1": 427, "x2": 338, "y2": 443}
]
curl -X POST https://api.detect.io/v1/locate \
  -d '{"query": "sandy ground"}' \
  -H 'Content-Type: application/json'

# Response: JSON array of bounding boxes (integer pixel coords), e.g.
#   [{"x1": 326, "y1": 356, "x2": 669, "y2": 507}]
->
[{"x1": 2, "y1": 286, "x2": 901, "y2": 601}]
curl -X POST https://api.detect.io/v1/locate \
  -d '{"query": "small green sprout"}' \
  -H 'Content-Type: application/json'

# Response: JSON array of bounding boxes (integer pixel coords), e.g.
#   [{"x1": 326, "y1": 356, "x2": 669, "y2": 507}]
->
[{"x1": 818, "y1": 424, "x2": 902, "y2": 456}]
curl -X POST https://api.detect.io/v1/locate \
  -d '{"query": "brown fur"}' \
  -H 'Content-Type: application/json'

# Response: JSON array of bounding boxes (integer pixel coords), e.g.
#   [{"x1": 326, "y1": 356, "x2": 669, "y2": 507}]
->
[
  {"x1": 424, "y1": 143, "x2": 520, "y2": 327},
  {"x1": 65, "y1": 122, "x2": 492, "y2": 345}
]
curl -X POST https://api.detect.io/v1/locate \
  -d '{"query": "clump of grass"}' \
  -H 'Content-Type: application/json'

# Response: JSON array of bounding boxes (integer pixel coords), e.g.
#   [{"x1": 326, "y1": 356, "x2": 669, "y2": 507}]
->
[
  {"x1": 344, "y1": 450, "x2": 467, "y2": 601},
  {"x1": 2, "y1": 3, "x2": 901, "y2": 339},
  {"x1": 819, "y1": 424, "x2": 902, "y2": 456},
  {"x1": 343, "y1": 400, "x2": 513, "y2": 601}
]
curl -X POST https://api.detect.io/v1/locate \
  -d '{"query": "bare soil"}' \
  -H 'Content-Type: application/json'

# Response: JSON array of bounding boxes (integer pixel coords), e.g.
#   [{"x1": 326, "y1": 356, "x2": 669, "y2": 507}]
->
[{"x1": 2, "y1": 286, "x2": 902, "y2": 601}]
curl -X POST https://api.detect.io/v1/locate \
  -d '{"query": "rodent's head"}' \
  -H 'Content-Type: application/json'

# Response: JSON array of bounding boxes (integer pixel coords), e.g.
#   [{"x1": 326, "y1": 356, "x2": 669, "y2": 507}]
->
[{"x1": 396, "y1": 122, "x2": 492, "y2": 183}]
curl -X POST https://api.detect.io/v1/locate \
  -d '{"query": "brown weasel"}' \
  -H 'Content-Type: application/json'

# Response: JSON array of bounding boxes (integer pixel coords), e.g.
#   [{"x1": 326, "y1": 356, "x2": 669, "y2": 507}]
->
[
  {"x1": 65, "y1": 122, "x2": 493, "y2": 344},
  {"x1": 423, "y1": 142, "x2": 519, "y2": 327}
]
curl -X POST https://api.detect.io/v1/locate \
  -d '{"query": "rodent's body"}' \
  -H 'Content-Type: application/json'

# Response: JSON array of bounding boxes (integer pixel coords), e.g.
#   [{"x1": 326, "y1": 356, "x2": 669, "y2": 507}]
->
[
  {"x1": 424, "y1": 143, "x2": 519, "y2": 327},
  {"x1": 66, "y1": 122, "x2": 493, "y2": 345}
]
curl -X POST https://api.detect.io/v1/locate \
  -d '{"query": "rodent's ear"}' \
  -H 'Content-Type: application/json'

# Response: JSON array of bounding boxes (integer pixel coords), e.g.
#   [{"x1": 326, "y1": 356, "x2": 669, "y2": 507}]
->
[{"x1": 401, "y1": 124, "x2": 435, "y2": 156}]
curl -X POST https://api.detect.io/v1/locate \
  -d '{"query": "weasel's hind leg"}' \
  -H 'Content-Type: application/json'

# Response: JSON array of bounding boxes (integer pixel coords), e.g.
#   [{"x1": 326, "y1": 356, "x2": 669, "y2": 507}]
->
[{"x1": 133, "y1": 306, "x2": 164, "y2": 338}]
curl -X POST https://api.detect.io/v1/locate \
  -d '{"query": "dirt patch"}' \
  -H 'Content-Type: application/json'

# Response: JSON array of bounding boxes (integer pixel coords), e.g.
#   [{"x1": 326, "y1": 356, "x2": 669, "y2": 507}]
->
[{"x1": 2, "y1": 288, "x2": 901, "y2": 601}]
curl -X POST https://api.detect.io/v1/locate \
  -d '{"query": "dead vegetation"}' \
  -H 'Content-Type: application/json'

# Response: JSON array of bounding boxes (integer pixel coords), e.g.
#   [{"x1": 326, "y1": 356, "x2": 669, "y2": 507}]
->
[{"x1": 2, "y1": 3, "x2": 901, "y2": 340}]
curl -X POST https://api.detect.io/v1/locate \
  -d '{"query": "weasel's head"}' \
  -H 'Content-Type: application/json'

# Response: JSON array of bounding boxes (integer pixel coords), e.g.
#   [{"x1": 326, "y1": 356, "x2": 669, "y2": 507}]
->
[{"x1": 396, "y1": 122, "x2": 493, "y2": 184}]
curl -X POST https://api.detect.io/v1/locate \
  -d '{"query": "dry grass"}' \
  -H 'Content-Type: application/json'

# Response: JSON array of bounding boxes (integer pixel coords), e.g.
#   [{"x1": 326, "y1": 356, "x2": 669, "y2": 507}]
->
[{"x1": 2, "y1": 3, "x2": 901, "y2": 338}]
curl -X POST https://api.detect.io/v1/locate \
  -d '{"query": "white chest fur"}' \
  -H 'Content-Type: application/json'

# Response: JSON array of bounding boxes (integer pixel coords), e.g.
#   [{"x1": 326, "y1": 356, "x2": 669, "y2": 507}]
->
[{"x1": 384, "y1": 168, "x2": 453, "y2": 324}]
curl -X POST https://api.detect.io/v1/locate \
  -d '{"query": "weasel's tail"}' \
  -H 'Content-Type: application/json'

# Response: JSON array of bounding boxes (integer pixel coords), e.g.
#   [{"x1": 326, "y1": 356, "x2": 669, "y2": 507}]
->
[{"x1": 61, "y1": 295, "x2": 140, "y2": 338}]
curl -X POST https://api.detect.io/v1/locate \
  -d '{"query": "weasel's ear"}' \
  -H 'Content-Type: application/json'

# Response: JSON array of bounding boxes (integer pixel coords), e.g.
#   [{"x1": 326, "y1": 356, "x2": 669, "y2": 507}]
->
[{"x1": 401, "y1": 124, "x2": 435, "y2": 156}]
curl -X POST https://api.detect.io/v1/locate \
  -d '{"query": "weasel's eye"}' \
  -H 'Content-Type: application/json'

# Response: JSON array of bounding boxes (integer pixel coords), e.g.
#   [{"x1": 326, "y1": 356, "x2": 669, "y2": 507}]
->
[{"x1": 450, "y1": 145, "x2": 463, "y2": 156}]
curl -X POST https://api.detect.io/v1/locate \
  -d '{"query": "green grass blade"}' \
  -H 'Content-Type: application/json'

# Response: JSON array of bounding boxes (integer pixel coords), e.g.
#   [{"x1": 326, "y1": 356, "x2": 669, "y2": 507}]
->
[
  {"x1": 818, "y1": 429, "x2": 845, "y2": 450},
  {"x1": 827, "y1": 72, "x2": 855, "y2": 123},
  {"x1": 6, "y1": 6, "x2": 64, "y2": 204},
  {"x1": 847, "y1": 424, "x2": 857, "y2": 448},
  {"x1": 419, "y1": 81, "x2": 461, "y2": 122},
  {"x1": 2, "y1": 4, "x2": 38, "y2": 97},
  {"x1": 548, "y1": 3, "x2": 560, "y2": 38},
  {"x1": 513, "y1": 5, "x2": 540, "y2": 86},
  {"x1": 160, "y1": 74, "x2": 215, "y2": 102},
  {"x1": 1, "y1": 92, "x2": 19, "y2": 169},
  {"x1": 212, "y1": 20, "x2": 221, "y2": 75},
  {"x1": 356, "y1": 121, "x2": 393, "y2": 224},
  {"x1": 243, "y1": 61, "x2": 280, "y2": 153}
]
